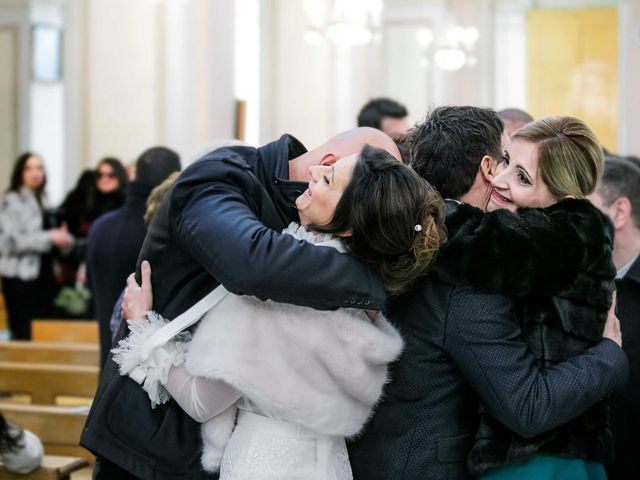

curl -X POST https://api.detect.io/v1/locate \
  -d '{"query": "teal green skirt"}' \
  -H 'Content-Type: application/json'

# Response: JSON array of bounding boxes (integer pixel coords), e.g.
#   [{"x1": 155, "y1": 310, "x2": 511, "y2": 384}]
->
[{"x1": 479, "y1": 455, "x2": 607, "y2": 480}]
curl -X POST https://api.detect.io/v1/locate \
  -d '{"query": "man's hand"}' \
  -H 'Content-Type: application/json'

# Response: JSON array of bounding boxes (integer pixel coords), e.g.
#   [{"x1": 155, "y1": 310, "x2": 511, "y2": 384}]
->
[
  {"x1": 122, "y1": 260, "x2": 153, "y2": 320},
  {"x1": 603, "y1": 291, "x2": 622, "y2": 347}
]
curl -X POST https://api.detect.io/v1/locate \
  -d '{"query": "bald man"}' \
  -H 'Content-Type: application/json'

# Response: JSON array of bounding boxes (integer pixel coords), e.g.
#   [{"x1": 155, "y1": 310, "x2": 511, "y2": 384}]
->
[
  {"x1": 81, "y1": 128, "x2": 400, "y2": 480},
  {"x1": 497, "y1": 108, "x2": 534, "y2": 137}
]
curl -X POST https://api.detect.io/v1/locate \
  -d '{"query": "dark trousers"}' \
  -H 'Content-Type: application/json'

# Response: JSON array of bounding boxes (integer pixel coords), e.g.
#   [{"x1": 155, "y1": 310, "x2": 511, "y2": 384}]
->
[
  {"x1": 2, "y1": 276, "x2": 42, "y2": 340},
  {"x1": 2, "y1": 258, "x2": 55, "y2": 340}
]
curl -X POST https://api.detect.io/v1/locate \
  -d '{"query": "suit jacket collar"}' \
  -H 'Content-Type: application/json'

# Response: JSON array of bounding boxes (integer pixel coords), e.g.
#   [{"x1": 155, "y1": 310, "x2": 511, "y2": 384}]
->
[
  {"x1": 256, "y1": 134, "x2": 309, "y2": 224},
  {"x1": 623, "y1": 254, "x2": 640, "y2": 285}
]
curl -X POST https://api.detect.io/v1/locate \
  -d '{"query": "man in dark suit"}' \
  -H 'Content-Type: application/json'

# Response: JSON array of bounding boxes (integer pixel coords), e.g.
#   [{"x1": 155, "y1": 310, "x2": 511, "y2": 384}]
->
[
  {"x1": 348, "y1": 106, "x2": 628, "y2": 479},
  {"x1": 87, "y1": 147, "x2": 181, "y2": 368},
  {"x1": 81, "y1": 128, "x2": 401, "y2": 479},
  {"x1": 590, "y1": 157, "x2": 640, "y2": 480}
]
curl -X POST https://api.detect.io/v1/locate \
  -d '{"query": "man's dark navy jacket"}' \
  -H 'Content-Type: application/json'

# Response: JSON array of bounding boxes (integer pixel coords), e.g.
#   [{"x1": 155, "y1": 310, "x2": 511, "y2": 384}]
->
[
  {"x1": 80, "y1": 135, "x2": 386, "y2": 479},
  {"x1": 348, "y1": 201, "x2": 629, "y2": 480}
]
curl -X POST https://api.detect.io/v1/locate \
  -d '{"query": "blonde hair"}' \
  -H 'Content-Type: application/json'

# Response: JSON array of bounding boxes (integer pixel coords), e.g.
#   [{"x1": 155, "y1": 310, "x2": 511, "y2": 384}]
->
[
  {"x1": 512, "y1": 117, "x2": 604, "y2": 199},
  {"x1": 144, "y1": 172, "x2": 180, "y2": 227}
]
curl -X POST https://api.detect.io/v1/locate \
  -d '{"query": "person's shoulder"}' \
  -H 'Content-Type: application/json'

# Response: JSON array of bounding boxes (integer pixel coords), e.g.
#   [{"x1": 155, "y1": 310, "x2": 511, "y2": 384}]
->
[
  {"x1": 184, "y1": 145, "x2": 259, "y2": 177},
  {"x1": 88, "y1": 209, "x2": 121, "y2": 237},
  {"x1": 172, "y1": 147, "x2": 262, "y2": 200},
  {"x1": 446, "y1": 282, "x2": 513, "y2": 311},
  {"x1": 2, "y1": 190, "x2": 22, "y2": 204},
  {"x1": 547, "y1": 198, "x2": 613, "y2": 237}
]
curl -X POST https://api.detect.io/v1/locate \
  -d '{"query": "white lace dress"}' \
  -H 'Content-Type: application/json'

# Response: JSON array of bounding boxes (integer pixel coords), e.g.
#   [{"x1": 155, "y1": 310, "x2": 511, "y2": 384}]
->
[
  {"x1": 220, "y1": 400, "x2": 352, "y2": 480},
  {"x1": 113, "y1": 223, "x2": 402, "y2": 480}
]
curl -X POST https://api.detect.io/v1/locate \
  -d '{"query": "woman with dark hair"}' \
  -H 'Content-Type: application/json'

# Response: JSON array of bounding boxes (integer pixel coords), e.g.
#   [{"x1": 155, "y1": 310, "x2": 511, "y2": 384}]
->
[
  {"x1": 56, "y1": 158, "x2": 127, "y2": 298},
  {"x1": 90, "y1": 157, "x2": 127, "y2": 222},
  {"x1": 0, "y1": 153, "x2": 73, "y2": 339},
  {"x1": 115, "y1": 145, "x2": 446, "y2": 479},
  {"x1": 0, "y1": 413, "x2": 43, "y2": 474},
  {"x1": 60, "y1": 169, "x2": 98, "y2": 239},
  {"x1": 60, "y1": 158, "x2": 126, "y2": 246}
]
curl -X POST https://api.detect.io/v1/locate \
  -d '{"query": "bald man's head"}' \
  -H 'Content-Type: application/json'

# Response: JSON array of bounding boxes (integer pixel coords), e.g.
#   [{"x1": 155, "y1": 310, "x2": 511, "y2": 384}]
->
[{"x1": 319, "y1": 127, "x2": 402, "y2": 162}]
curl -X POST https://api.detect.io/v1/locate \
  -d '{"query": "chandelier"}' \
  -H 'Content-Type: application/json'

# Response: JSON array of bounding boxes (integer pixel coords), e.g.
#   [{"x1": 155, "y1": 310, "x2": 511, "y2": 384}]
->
[
  {"x1": 303, "y1": 0, "x2": 383, "y2": 47},
  {"x1": 416, "y1": 25, "x2": 479, "y2": 71}
]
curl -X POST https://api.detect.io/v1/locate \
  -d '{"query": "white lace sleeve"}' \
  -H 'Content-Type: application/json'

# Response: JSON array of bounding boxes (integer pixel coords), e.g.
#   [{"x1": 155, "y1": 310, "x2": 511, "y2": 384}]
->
[
  {"x1": 165, "y1": 364, "x2": 241, "y2": 423},
  {"x1": 111, "y1": 311, "x2": 192, "y2": 408}
]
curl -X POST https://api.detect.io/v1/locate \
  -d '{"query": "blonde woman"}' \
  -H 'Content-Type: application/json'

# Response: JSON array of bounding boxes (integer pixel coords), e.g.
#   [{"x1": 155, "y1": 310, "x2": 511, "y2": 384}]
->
[{"x1": 459, "y1": 117, "x2": 616, "y2": 480}]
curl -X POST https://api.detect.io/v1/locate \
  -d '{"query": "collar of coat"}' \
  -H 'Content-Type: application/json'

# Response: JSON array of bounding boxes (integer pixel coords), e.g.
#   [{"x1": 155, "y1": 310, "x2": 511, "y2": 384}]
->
[
  {"x1": 623, "y1": 253, "x2": 640, "y2": 285},
  {"x1": 434, "y1": 198, "x2": 616, "y2": 298}
]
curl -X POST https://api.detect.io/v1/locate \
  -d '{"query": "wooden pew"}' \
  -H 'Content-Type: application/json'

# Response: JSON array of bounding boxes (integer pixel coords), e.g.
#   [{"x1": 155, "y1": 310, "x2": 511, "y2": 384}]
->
[
  {"x1": 31, "y1": 320, "x2": 98, "y2": 344},
  {"x1": 0, "y1": 455, "x2": 89, "y2": 480},
  {"x1": 0, "y1": 341, "x2": 99, "y2": 366},
  {"x1": 0, "y1": 402, "x2": 92, "y2": 463},
  {"x1": 0, "y1": 362, "x2": 98, "y2": 404}
]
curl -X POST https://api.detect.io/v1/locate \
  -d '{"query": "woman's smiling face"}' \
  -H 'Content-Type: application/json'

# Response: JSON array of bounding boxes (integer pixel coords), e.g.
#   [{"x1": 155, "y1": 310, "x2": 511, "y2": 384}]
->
[
  {"x1": 295, "y1": 154, "x2": 358, "y2": 227},
  {"x1": 487, "y1": 138, "x2": 557, "y2": 213}
]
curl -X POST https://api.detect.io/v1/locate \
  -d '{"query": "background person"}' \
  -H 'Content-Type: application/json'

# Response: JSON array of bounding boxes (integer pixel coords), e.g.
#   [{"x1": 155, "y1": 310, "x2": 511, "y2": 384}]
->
[
  {"x1": 497, "y1": 107, "x2": 534, "y2": 137},
  {"x1": 589, "y1": 156, "x2": 640, "y2": 480},
  {"x1": 55, "y1": 158, "x2": 128, "y2": 310},
  {"x1": 357, "y1": 97, "x2": 409, "y2": 137},
  {"x1": 0, "y1": 412, "x2": 43, "y2": 474},
  {"x1": 87, "y1": 146, "x2": 181, "y2": 367},
  {"x1": 0, "y1": 153, "x2": 73, "y2": 339}
]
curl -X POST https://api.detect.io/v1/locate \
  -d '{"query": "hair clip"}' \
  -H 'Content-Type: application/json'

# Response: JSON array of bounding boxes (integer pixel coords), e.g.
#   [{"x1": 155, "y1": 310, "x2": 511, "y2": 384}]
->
[{"x1": 414, "y1": 224, "x2": 423, "y2": 232}]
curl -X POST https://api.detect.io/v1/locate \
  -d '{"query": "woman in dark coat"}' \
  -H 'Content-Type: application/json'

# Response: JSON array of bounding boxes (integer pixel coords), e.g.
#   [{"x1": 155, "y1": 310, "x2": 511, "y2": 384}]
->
[
  {"x1": 58, "y1": 158, "x2": 127, "y2": 289},
  {"x1": 438, "y1": 117, "x2": 615, "y2": 480}
]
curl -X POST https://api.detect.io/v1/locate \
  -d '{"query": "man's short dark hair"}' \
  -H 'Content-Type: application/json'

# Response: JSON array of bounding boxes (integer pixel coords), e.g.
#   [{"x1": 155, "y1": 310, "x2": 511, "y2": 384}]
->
[
  {"x1": 135, "y1": 147, "x2": 181, "y2": 188},
  {"x1": 599, "y1": 156, "x2": 640, "y2": 228},
  {"x1": 408, "y1": 106, "x2": 504, "y2": 200},
  {"x1": 357, "y1": 98, "x2": 408, "y2": 130}
]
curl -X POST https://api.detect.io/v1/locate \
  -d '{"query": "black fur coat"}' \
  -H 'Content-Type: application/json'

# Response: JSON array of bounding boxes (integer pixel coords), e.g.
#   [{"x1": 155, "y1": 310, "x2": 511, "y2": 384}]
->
[{"x1": 435, "y1": 199, "x2": 617, "y2": 475}]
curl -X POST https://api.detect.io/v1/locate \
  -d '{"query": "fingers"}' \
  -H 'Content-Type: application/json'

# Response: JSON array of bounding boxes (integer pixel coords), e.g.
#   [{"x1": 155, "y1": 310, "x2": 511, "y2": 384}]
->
[
  {"x1": 611, "y1": 291, "x2": 617, "y2": 310},
  {"x1": 141, "y1": 260, "x2": 151, "y2": 291},
  {"x1": 126, "y1": 272, "x2": 140, "y2": 289}
]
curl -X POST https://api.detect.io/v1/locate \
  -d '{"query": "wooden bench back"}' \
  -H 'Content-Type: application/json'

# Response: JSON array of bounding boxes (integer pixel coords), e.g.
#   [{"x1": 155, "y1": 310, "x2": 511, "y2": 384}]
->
[
  {"x1": 0, "y1": 455, "x2": 89, "y2": 480},
  {"x1": 0, "y1": 362, "x2": 99, "y2": 404},
  {"x1": 0, "y1": 341, "x2": 99, "y2": 366},
  {"x1": 31, "y1": 320, "x2": 98, "y2": 344}
]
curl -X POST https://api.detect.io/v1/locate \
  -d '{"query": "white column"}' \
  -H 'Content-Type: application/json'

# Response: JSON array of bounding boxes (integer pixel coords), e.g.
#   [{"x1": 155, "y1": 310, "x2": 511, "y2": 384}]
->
[
  {"x1": 63, "y1": 0, "x2": 86, "y2": 194},
  {"x1": 163, "y1": 0, "x2": 236, "y2": 165},
  {"x1": 30, "y1": 2, "x2": 65, "y2": 204},
  {"x1": 618, "y1": 0, "x2": 640, "y2": 155}
]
